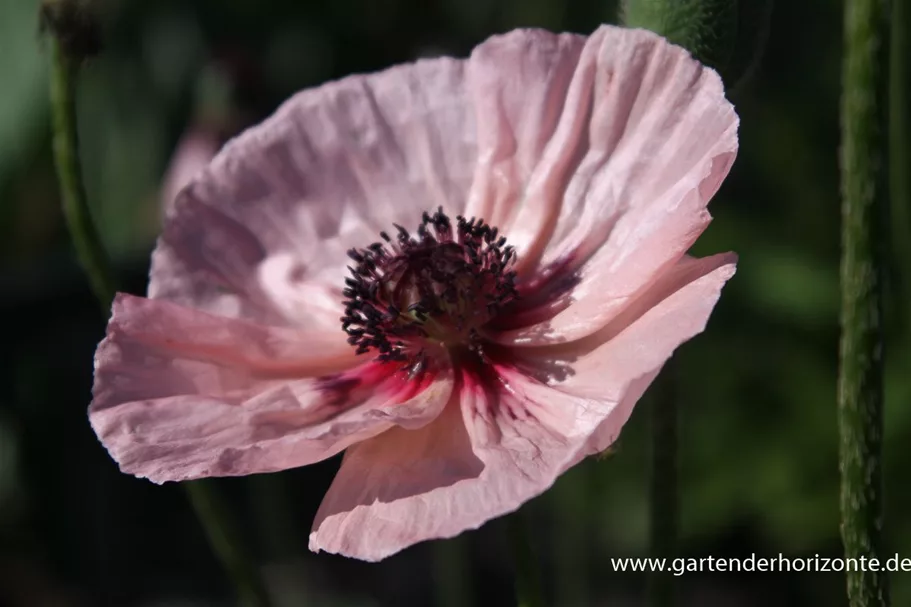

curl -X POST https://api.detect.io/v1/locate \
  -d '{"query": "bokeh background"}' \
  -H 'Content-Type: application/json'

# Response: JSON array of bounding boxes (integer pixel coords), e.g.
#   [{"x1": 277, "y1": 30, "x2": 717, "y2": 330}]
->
[{"x1": 2, "y1": 0, "x2": 909, "y2": 606}]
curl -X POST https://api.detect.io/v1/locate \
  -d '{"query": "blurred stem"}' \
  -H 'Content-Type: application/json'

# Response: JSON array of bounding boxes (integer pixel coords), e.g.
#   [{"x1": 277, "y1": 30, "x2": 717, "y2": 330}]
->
[
  {"x1": 728, "y1": 0, "x2": 775, "y2": 98},
  {"x1": 647, "y1": 367, "x2": 677, "y2": 607},
  {"x1": 48, "y1": 37, "x2": 115, "y2": 310},
  {"x1": 554, "y1": 469, "x2": 588, "y2": 607},
  {"x1": 249, "y1": 474, "x2": 302, "y2": 559},
  {"x1": 623, "y1": 2, "x2": 721, "y2": 604},
  {"x1": 621, "y1": 0, "x2": 737, "y2": 70},
  {"x1": 185, "y1": 481, "x2": 272, "y2": 607},
  {"x1": 433, "y1": 536, "x2": 472, "y2": 607},
  {"x1": 838, "y1": 0, "x2": 890, "y2": 605},
  {"x1": 45, "y1": 17, "x2": 272, "y2": 607},
  {"x1": 508, "y1": 511, "x2": 546, "y2": 607},
  {"x1": 890, "y1": 0, "x2": 911, "y2": 330}
]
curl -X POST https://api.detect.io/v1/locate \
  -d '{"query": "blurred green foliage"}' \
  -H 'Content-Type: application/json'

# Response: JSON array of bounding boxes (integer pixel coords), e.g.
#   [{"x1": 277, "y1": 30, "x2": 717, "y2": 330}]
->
[{"x1": 2, "y1": 0, "x2": 910, "y2": 606}]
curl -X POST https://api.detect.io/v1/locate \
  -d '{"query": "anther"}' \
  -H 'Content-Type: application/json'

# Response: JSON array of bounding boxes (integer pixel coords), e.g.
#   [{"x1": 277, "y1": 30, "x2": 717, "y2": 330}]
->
[{"x1": 340, "y1": 207, "x2": 519, "y2": 361}]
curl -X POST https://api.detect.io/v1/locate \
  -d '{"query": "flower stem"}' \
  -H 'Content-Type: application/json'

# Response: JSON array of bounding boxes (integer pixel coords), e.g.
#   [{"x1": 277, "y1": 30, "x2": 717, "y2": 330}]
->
[
  {"x1": 621, "y1": 5, "x2": 713, "y2": 605},
  {"x1": 185, "y1": 481, "x2": 272, "y2": 607},
  {"x1": 889, "y1": 0, "x2": 911, "y2": 328},
  {"x1": 433, "y1": 536, "x2": 472, "y2": 607},
  {"x1": 838, "y1": 0, "x2": 890, "y2": 604},
  {"x1": 647, "y1": 367, "x2": 677, "y2": 607},
  {"x1": 43, "y1": 6, "x2": 271, "y2": 605},
  {"x1": 508, "y1": 511, "x2": 546, "y2": 607},
  {"x1": 620, "y1": 0, "x2": 737, "y2": 70},
  {"x1": 48, "y1": 35, "x2": 115, "y2": 310},
  {"x1": 554, "y1": 470, "x2": 588, "y2": 607}
]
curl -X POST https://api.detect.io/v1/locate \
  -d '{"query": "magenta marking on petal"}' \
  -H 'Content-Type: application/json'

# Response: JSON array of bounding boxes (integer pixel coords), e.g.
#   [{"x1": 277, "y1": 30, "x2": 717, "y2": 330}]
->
[
  {"x1": 464, "y1": 340, "x2": 578, "y2": 387},
  {"x1": 316, "y1": 376, "x2": 361, "y2": 408},
  {"x1": 451, "y1": 347, "x2": 515, "y2": 418},
  {"x1": 315, "y1": 358, "x2": 439, "y2": 410},
  {"x1": 315, "y1": 361, "x2": 391, "y2": 405},
  {"x1": 453, "y1": 354, "x2": 550, "y2": 434},
  {"x1": 386, "y1": 364, "x2": 438, "y2": 403},
  {"x1": 485, "y1": 255, "x2": 582, "y2": 332}
]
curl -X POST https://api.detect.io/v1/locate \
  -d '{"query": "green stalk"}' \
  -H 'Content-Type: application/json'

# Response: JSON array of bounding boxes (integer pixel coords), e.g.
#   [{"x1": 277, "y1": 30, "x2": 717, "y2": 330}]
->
[
  {"x1": 43, "y1": 6, "x2": 272, "y2": 605},
  {"x1": 838, "y1": 0, "x2": 890, "y2": 604},
  {"x1": 622, "y1": 1, "x2": 737, "y2": 603},
  {"x1": 433, "y1": 536, "x2": 472, "y2": 607},
  {"x1": 890, "y1": 0, "x2": 911, "y2": 328},
  {"x1": 508, "y1": 512, "x2": 546, "y2": 607},
  {"x1": 646, "y1": 369, "x2": 677, "y2": 607},
  {"x1": 48, "y1": 36, "x2": 115, "y2": 309},
  {"x1": 185, "y1": 481, "x2": 273, "y2": 607},
  {"x1": 554, "y1": 470, "x2": 588, "y2": 607},
  {"x1": 621, "y1": 0, "x2": 737, "y2": 70}
]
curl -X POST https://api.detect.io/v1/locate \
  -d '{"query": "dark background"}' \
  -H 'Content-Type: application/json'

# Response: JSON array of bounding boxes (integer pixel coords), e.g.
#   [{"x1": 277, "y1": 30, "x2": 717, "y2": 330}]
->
[{"x1": 2, "y1": 0, "x2": 909, "y2": 605}]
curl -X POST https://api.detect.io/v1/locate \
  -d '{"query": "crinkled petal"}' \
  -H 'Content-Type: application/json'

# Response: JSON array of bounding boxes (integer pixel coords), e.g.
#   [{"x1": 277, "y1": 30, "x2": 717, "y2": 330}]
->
[
  {"x1": 462, "y1": 30, "x2": 586, "y2": 232},
  {"x1": 150, "y1": 25, "x2": 735, "y2": 346},
  {"x1": 463, "y1": 26, "x2": 737, "y2": 344},
  {"x1": 90, "y1": 294, "x2": 452, "y2": 483},
  {"x1": 160, "y1": 129, "x2": 221, "y2": 215},
  {"x1": 150, "y1": 58, "x2": 478, "y2": 327},
  {"x1": 309, "y1": 255, "x2": 734, "y2": 560},
  {"x1": 550, "y1": 255, "x2": 736, "y2": 460},
  {"x1": 309, "y1": 396, "x2": 484, "y2": 560}
]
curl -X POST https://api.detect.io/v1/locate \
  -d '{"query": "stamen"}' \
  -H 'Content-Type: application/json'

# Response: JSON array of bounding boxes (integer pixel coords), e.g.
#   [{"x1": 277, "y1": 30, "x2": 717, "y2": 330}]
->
[{"x1": 340, "y1": 207, "x2": 518, "y2": 363}]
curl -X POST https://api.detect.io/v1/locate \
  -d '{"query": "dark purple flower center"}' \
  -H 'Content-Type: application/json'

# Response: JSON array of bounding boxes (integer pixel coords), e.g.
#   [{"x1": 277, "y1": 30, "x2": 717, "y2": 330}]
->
[{"x1": 341, "y1": 207, "x2": 518, "y2": 366}]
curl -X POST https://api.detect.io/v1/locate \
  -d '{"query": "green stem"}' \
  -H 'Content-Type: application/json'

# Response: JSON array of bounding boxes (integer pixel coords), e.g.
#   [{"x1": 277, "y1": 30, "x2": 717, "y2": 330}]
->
[
  {"x1": 433, "y1": 536, "x2": 472, "y2": 607},
  {"x1": 838, "y1": 0, "x2": 890, "y2": 604},
  {"x1": 45, "y1": 17, "x2": 272, "y2": 607},
  {"x1": 554, "y1": 470, "x2": 588, "y2": 607},
  {"x1": 890, "y1": 0, "x2": 911, "y2": 330},
  {"x1": 48, "y1": 37, "x2": 115, "y2": 310},
  {"x1": 647, "y1": 369, "x2": 677, "y2": 607},
  {"x1": 185, "y1": 481, "x2": 272, "y2": 607},
  {"x1": 622, "y1": 3, "x2": 716, "y2": 604},
  {"x1": 508, "y1": 512, "x2": 546, "y2": 607},
  {"x1": 621, "y1": 0, "x2": 737, "y2": 70}
]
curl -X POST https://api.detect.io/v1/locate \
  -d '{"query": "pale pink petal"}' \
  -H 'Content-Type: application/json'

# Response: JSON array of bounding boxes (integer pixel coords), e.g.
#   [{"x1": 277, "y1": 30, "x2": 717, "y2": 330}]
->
[
  {"x1": 90, "y1": 294, "x2": 453, "y2": 483},
  {"x1": 309, "y1": 255, "x2": 734, "y2": 560},
  {"x1": 552, "y1": 254, "x2": 736, "y2": 459},
  {"x1": 462, "y1": 30, "x2": 586, "y2": 230},
  {"x1": 151, "y1": 26, "x2": 735, "y2": 344},
  {"x1": 150, "y1": 58, "x2": 478, "y2": 326},
  {"x1": 160, "y1": 129, "x2": 221, "y2": 215},
  {"x1": 463, "y1": 26, "x2": 737, "y2": 344}
]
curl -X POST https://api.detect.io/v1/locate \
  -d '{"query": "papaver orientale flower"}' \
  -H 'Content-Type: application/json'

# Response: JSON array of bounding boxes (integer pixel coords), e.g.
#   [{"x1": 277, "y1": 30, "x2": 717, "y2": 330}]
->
[{"x1": 90, "y1": 25, "x2": 738, "y2": 561}]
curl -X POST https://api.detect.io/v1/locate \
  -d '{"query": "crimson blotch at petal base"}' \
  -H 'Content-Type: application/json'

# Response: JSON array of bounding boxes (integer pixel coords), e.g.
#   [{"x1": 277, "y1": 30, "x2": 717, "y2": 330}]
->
[{"x1": 89, "y1": 25, "x2": 739, "y2": 561}]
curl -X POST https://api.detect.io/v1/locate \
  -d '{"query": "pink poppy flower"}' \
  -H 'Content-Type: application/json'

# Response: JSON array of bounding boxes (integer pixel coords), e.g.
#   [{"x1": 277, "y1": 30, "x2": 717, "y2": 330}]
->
[{"x1": 90, "y1": 25, "x2": 738, "y2": 561}]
